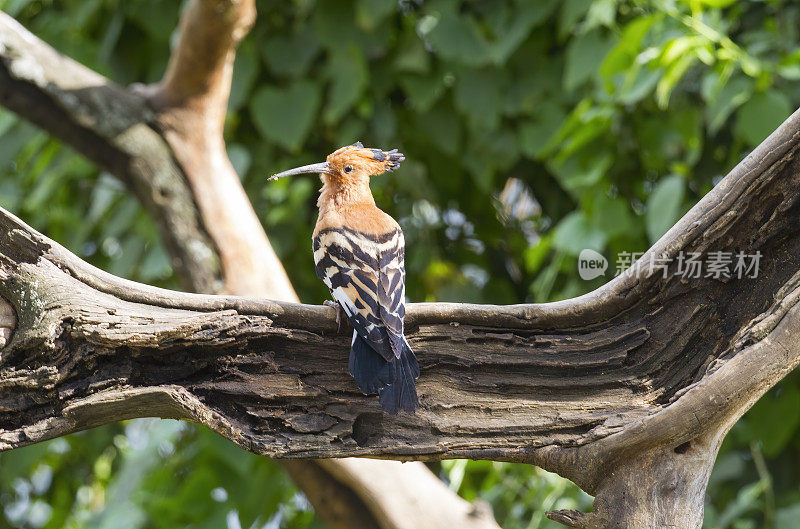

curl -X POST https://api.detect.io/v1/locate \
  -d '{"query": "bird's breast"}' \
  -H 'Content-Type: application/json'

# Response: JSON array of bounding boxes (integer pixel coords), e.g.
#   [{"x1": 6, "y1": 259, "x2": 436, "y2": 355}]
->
[{"x1": 313, "y1": 227, "x2": 402, "y2": 272}]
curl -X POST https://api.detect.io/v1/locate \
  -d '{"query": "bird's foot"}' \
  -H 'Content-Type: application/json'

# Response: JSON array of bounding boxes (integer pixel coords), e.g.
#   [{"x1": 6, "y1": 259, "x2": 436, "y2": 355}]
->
[{"x1": 324, "y1": 299, "x2": 342, "y2": 331}]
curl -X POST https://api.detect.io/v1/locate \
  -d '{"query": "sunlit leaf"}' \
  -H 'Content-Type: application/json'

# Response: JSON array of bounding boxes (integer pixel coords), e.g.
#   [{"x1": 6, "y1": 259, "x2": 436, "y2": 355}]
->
[
  {"x1": 250, "y1": 82, "x2": 321, "y2": 152},
  {"x1": 645, "y1": 175, "x2": 684, "y2": 243},
  {"x1": 552, "y1": 211, "x2": 608, "y2": 254},
  {"x1": 564, "y1": 29, "x2": 616, "y2": 92},
  {"x1": 734, "y1": 90, "x2": 792, "y2": 146},
  {"x1": 324, "y1": 45, "x2": 368, "y2": 124}
]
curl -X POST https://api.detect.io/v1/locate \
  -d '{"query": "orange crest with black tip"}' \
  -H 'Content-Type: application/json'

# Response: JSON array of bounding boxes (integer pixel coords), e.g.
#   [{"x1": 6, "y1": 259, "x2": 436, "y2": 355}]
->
[
  {"x1": 268, "y1": 142, "x2": 404, "y2": 182},
  {"x1": 326, "y1": 142, "x2": 404, "y2": 177}
]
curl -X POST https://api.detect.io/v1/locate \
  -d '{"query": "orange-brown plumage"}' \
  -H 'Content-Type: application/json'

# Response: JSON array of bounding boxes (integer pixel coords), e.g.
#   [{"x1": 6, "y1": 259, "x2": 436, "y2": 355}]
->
[
  {"x1": 314, "y1": 144, "x2": 403, "y2": 236},
  {"x1": 269, "y1": 142, "x2": 419, "y2": 413}
]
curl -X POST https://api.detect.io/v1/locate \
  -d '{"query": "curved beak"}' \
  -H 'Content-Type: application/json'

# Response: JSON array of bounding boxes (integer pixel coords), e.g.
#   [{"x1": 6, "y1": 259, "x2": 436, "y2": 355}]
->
[{"x1": 268, "y1": 161, "x2": 331, "y2": 181}]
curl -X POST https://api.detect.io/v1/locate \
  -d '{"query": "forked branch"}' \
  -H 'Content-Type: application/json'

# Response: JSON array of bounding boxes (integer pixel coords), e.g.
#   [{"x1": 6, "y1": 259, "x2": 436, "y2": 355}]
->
[
  {"x1": 3, "y1": 3, "x2": 800, "y2": 527},
  {"x1": 0, "y1": 6, "x2": 496, "y2": 529},
  {"x1": 1, "y1": 107, "x2": 800, "y2": 529}
]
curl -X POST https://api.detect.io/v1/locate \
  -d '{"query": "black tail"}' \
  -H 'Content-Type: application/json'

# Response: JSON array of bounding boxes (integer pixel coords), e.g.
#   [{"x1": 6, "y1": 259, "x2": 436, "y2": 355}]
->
[
  {"x1": 378, "y1": 339, "x2": 420, "y2": 414},
  {"x1": 349, "y1": 332, "x2": 392, "y2": 395},
  {"x1": 348, "y1": 334, "x2": 420, "y2": 414}
]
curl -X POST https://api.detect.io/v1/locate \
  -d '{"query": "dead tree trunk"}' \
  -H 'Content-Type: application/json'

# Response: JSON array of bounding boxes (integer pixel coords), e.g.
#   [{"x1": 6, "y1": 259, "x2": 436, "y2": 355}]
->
[
  {"x1": 0, "y1": 4, "x2": 499, "y2": 529},
  {"x1": 3, "y1": 3, "x2": 800, "y2": 528},
  {"x1": 1, "y1": 101, "x2": 800, "y2": 526}
]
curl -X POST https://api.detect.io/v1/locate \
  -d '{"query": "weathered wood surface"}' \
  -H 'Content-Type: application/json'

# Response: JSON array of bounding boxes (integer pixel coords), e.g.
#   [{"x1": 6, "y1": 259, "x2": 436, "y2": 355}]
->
[
  {"x1": 0, "y1": 7, "x2": 501, "y2": 529},
  {"x1": 1, "y1": 107, "x2": 800, "y2": 493},
  {"x1": 3, "y1": 4, "x2": 800, "y2": 526}
]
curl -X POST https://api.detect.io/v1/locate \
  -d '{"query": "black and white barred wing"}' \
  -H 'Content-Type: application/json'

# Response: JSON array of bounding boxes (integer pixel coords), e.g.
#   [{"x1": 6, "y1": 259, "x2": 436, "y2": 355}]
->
[{"x1": 313, "y1": 227, "x2": 407, "y2": 361}]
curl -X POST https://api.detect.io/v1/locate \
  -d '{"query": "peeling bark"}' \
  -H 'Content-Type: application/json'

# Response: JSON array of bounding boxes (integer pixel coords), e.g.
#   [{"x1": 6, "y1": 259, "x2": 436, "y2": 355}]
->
[
  {"x1": 0, "y1": 5, "x2": 501, "y2": 529},
  {"x1": 3, "y1": 3, "x2": 800, "y2": 527},
  {"x1": 0, "y1": 102, "x2": 799, "y2": 526},
  {"x1": 0, "y1": 14, "x2": 220, "y2": 294}
]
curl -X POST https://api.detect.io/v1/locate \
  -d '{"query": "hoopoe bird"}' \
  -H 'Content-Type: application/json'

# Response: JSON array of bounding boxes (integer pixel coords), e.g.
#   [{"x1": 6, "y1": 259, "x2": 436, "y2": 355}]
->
[{"x1": 269, "y1": 143, "x2": 420, "y2": 414}]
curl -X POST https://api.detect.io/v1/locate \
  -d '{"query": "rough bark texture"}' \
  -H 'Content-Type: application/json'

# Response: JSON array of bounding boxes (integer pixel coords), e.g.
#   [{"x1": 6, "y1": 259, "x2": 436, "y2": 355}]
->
[
  {"x1": 0, "y1": 97, "x2": 800, "y2": 526},
  {"x1": 0, "y1": 14, "x2": 220, "y2": 294},
  {"x1": 0, "y1": 5, "x2": 502, "y2": 529},
  {"x1": 4, "y1": 3, "x2": 800, "y2": 527},
  {"x1": 147, "y1": 0, "x2": 296, "y2": 301}
]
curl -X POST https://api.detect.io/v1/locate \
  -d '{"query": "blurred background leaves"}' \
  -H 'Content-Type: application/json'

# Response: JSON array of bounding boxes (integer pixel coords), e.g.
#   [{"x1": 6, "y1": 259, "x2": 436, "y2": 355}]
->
[{"x1": 1, "y1": 0, "x2": 800, "y2": 527}]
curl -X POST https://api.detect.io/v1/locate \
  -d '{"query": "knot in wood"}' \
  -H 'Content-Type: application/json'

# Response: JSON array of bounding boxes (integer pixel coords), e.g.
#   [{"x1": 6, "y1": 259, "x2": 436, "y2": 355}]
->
[{"x1": 0, "y1": 297, "x2": 15, "y2": 348}]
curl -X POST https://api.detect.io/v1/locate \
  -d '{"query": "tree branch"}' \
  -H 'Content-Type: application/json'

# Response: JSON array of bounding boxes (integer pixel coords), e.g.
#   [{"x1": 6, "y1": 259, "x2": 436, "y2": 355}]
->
[
  {"x1": 2, "y1": 204, "x2": 798, "y2": 461},
  {"x1": 0, "y1": 14, "x2": 220, "y2": 294},
  {"x1": 154, "y1": 0, "x2": 255, "y2": 113},
  {"x1": 0, "y1": 101, "x2": 799, "y2": 508},
  {"x1": 4, "y1": 4, "x2": 800, "y2": 527},
  {"x1": 3, "y1": 103, "x2": 800, "y2": 526},
  {"x1": 0, "y1": 7, "x2": 499, "y2": 529},
  {"x1": 146, "y1": 0, "x2": 295, "y2": 300}
]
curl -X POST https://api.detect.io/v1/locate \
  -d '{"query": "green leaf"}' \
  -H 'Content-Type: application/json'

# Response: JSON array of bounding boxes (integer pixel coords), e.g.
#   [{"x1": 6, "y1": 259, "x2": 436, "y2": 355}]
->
[
  {"x1": 518, "y1": 105, "x2": 567, "y2": 159},
  {"x1": 423, "y1": 7, "x2": 491, "y2": 66},
  {"x1": 262, "y1": 30, "x2": 320, "y2": 78},
  {"x1": 370, "y1": 102, "x2": 397, "y2": 146},
  {"x1": 558, "y1": 0, "x2": 593, "y2": 39},
  {"x1": 415, "y1": 105, "x2": 461, "y2": 156},
  {"x1": 777, "y1": 503, "x2": 800, "y2": 529},
  {"x1": 393, "y1": 32, "x2": 432, "y2": 74},
  {"x1": 656, "y1": 53, "x2": 699, "y2": 108},
  {"x1": 400, "y1": 75, "x2": 445, "y2": 112},
  {"x1": 250, "y1": 82, "x2": 321, "y2": 152},
  {"x1": 356, "y1": 0, "x2": 397, "y2": 31},
  {"x1": 226, "y1": 144, "x2": 251, "y2": 179},
  {"x1": 228, "y1": 44, "x2": 259, "y2": 112},
  {"x1": 745, "y1": 384, "x2": 800, "y2": 456},
  {"x1": 705, "y1": 76, "x2": 753, "y2": 134},
  {"x1": 524, "y1": 235, "x2": 553, "y2": 274},
  {"x1": 714, "y1": 480, "x2": 767, "y2": 529},
  {"x1": 454, "y1": 69, "x2": 503, "y2": 132},
  {"x1": 734, "y1": 90, "x2": 792, "y2": 146},
  {"x1": 645, "y1": 175, "x2": 684, "y2": 243},
  {"x1": 601, "y1": 15, "x2": 656, "y2": 78},
  {"x1": 550, "y1": 153, "x2": 612, "y2": 196},
  {"x1": 592, "y1": 195, "x2": 635, "y2": 239},
  {"x1": 552, "y1": 211, "x2": 608, "y2": 254},
  {"x1": 123, "y1": 1, "x2": 178, "y2": 42},
  {"x1": 486, "y1": 0, "x2": 559, "y2": 64},
  {"x1": 564, "y1": 29, "x2": 615, "y2": 92},
  {"x1": 583, "y1": 0, "x2": 618, "y2": 31},
  {"x1": 617, "y1": 67, "x2": 660, "y2": 105},
  {"x1": 635, "y1": 108, "x2": 702, "y2": 171},
  {"x1": 324, "y1": 45, "x2": 368, "y2": 124}
]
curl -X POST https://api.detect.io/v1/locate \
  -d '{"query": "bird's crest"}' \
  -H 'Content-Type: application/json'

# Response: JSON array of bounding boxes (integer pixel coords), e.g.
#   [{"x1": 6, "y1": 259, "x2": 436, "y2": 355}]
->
[
  {"x1": 326, "y1": 143, "x2": 405, "y2": 177},
  {"x1": 268, "y1": 142, "x2": 404, "y2": 181}
]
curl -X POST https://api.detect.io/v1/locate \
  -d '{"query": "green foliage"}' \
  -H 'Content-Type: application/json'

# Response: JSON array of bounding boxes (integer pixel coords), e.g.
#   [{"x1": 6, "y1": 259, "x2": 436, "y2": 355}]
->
[
  {"x1": 438, "y1": 460, "x2": 592, "y2": 529},
  {"x1": 2, "y1": 0, "x2": 800, "y2": 527}
]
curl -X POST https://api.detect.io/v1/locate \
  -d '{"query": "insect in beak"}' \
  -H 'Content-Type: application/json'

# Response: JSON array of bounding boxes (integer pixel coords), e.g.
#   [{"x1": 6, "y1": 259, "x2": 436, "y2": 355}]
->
[{"x1": 268, "y1": 161, "x2": 331, "y2": 181}]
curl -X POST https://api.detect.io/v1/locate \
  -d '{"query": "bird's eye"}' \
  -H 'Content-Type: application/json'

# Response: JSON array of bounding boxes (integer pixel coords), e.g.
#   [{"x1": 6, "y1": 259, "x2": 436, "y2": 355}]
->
[{"x1": 344, "y1": 165, "x2": 353, "y2": 173}]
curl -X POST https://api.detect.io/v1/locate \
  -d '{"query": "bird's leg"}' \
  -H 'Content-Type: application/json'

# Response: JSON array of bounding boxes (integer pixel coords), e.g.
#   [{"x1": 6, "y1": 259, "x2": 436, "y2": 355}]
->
[{"x1": 324, "y1": 299, "x2": 342, "y2": 331}]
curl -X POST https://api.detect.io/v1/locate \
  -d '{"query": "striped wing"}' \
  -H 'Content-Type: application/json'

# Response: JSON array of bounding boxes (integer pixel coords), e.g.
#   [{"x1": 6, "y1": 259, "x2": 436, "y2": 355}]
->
[{"x1": 313, "y1": 227, "x2": 406, "y2": 361}]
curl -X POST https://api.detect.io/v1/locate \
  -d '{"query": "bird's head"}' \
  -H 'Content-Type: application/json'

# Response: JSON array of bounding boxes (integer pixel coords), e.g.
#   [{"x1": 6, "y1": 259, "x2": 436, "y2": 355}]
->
[{"x1": 268, "y1": 142, "x2": 404, "y2": 184}]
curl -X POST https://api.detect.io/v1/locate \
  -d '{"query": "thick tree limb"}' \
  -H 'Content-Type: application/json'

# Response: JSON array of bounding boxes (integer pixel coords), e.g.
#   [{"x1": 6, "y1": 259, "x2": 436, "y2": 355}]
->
[
  {"x1": 146, "y1": 0, "x2": 296, "y2": 300},
  {"x1": 3, "y1": 103, "x2": 800, "y2": 526},
  {"x1": 145, "y1": 4, "x2": 496, "y2": 528},
  {"x1": 0, "y1": 6, "x2": 500, "y2": 529},
  {"x1": 0, "y1": 14, "x2": 220, "y2": 294},
  {"x1": 155, "y1": 0, "x2": 256, "y2": 112},
  {"x1": 314, "y1": 459, "x2": 498, "y2": 529},
  {"x1": 4, "y1": 3, "x2": 800, "y2": 527}
]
